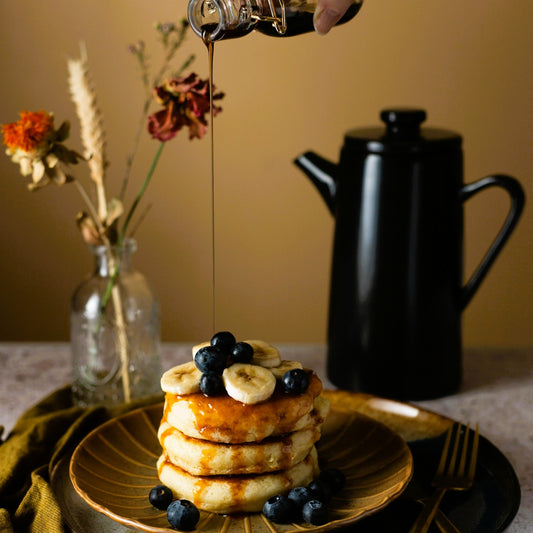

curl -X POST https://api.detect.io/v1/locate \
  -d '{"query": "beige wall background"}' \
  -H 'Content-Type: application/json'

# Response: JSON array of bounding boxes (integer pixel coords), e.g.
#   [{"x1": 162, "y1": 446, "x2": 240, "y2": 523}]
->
[{"x1": 0, "y1": 0, "x2": 531, "y2": 345}]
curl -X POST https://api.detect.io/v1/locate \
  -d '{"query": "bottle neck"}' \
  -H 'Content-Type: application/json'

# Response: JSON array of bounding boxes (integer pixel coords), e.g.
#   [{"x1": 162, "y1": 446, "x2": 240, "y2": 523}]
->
[
  {"x1": 188, "y1": 0, "x2": 285, "y2": 41},
  {"x1": 90, "y1": 239, "x2": 136, "y2": 277}
]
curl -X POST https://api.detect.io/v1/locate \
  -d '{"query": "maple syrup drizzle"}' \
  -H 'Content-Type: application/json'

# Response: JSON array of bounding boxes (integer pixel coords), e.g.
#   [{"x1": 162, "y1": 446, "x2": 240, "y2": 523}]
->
[
  {"x1": 203, "y1": 28, "x2": 216, "y2": 333},
  {"x1": 164, "y1": 371, "x2": 321, "y2": 443}
]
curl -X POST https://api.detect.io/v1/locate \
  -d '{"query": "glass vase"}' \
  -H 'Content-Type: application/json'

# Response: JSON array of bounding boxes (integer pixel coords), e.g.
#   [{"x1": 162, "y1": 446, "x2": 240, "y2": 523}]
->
[{"x1": 70, "y1": 238, "x2": 161, "y2": 407}]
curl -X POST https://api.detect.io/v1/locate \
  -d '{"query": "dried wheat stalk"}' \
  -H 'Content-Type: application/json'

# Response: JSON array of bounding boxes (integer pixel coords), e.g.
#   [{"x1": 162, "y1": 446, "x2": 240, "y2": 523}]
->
[{"x1": 67, "y1": 44, "x2": 109, "y2": 222}]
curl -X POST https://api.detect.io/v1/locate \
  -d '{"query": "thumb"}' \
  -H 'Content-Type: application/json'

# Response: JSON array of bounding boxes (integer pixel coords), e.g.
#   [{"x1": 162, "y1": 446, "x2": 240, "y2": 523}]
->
[{"x1": 313, "y1": 0, "x2": 354, "y2": 35}]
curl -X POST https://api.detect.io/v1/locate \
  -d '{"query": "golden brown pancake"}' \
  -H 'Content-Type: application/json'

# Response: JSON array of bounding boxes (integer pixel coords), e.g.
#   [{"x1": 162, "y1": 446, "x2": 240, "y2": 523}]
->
[
  {"x1": 157, "y1": 447, "x2": 319, "y2": 513},
  {"x1": 158, "y1": 420, "x2": 321, "y2": 476},
  {"x1": 161, "y1": 370, "x2": 324, "y2": 443}
]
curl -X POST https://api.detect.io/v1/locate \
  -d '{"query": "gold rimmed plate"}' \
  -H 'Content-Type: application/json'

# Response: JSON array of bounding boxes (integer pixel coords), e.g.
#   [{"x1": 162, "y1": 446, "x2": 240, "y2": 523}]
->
[{"x1": 68, "y1": 391, "x2": 413, "y2": 532}]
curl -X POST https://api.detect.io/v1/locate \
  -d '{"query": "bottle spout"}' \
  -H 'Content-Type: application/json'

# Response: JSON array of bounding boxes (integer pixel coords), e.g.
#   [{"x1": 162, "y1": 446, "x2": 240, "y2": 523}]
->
[{"x1": 294, "y1": 151, "x2": 338, "y2": 215}]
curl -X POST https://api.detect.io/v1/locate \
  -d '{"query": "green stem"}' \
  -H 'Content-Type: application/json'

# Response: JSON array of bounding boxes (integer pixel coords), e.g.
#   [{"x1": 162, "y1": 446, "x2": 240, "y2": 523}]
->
[
  {"x1": 119, "y1": 141, "x2": 165, "y2": 245},
  {"x1": 119, "y1": 97, "x2": 152, "y2": 201},
  {"x1": 99, "y1": 142, "x2": 165, "y2": 313}
]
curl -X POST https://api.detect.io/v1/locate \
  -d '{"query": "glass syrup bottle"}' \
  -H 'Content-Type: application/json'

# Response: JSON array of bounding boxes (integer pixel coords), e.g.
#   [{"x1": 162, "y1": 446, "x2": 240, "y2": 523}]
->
[{"x1": 188, "y1": 0, "x2": 363, "y2": 41}]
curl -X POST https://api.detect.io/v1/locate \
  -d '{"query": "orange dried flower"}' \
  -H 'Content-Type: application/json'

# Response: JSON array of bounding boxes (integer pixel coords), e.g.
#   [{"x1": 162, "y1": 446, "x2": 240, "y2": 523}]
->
[
  {"x1": 2, "y1": 110, "x2": 83, "y2": 189},
  {"x1": 2, "y1": 110, "x2": 54, "y2": 153}
]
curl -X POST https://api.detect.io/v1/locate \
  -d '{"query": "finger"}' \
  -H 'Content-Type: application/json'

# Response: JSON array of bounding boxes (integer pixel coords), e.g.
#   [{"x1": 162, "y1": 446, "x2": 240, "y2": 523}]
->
[{"x1": 313, "y1": 0, "x2": 354, "y2": 35}]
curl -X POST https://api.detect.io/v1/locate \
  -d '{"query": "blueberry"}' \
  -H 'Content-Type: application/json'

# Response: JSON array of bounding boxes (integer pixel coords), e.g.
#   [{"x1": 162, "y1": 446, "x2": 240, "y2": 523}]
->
[
  {"x1": 210, "y1": 331, "x2": 236, "y2": 352},
  {"x1": 262, "y1": 494, "x2": 297, "y2": 524},
  {"x1": 231, "y1": 342, "x2": 254, "y2": 364},
  {"x1": 166, "y1": 499, "x2": 200, "y2": 531},
  {"x1": 200, "y1": 371, "x2": 225, "y2": 396},
  {"x1": 282, "y1": 368, "x2": 310, "y2": 395},
  {"x1": 302, "y1": 499, "x2": 328, "y2": 525},
  {"x1": 195, "y1": 346, "x2": 226, "y2": 373},
  {"x1": 148, "y1": 484, "x2": 173, "y2": 510},
  {"x1": 287, "y1": 486, "x2": 314, "y2": 510},
  {"x1": 319, "y1": 468, "x2": 346, "y2": 493},
  {"x1": 307, "y1": 479, "x2": 332, "y2": 503}
]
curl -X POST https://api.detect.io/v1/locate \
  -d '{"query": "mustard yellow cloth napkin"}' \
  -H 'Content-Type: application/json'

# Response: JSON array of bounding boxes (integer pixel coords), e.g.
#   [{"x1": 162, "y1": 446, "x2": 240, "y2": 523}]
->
[{"x1": 0, "y1": 386, "x2": 163, "y2": 533}]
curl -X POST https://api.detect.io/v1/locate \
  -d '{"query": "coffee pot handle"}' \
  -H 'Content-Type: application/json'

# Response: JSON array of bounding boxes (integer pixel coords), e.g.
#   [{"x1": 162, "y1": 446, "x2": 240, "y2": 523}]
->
[{"x1": 460, "y1": 174, "x2": 525, "y2": 309}]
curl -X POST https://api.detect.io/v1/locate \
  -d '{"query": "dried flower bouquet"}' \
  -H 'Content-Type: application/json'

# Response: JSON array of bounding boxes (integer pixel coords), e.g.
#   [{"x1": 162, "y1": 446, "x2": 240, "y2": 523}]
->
[{"x1": 2, "y1": 20, "x2": 224, "y2": 402}]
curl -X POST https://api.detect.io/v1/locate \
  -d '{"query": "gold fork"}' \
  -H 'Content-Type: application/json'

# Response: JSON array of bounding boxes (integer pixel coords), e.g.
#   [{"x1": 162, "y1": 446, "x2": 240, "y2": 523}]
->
[{"x1": 409, "y1": 422, "x2": 479, "y2": 533}]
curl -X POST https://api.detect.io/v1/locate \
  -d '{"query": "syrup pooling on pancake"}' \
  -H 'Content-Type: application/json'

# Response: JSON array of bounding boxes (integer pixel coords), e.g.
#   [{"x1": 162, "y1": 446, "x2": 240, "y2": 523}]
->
[
  {"x1": 157, "y1": 333, "x2": 330, "y2": 514},
  {"x1": 158, "y1": 421, "x2": 321, "y2": 475},
  {"x1": 162, "y1": 370, "x2": 323, "y2": 443}
]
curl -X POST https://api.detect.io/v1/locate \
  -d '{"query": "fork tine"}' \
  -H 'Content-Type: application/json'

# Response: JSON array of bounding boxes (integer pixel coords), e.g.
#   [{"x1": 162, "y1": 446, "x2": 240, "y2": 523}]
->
[
  {"x1": 410, "y1": 421, "x2": 478, "y2": 533},
  {"x1": 446, "y1": 423, "x2": 462, "y2": 477},
  {"x1": 435, "y1": 424, "x2": 454, "y2": 477},
  {"x1": 457, "y1": 423, "x2": 470, "y2": 476},
  {"x1": 467, "y1": 424, "x2": 479, "y2": 482}
]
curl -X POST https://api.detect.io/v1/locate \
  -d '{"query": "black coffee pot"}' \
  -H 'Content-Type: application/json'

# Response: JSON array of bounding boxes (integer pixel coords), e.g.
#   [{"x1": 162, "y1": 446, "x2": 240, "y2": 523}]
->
[{"x1": 295, "y1": 108, "x2": 525, "y2": 400}]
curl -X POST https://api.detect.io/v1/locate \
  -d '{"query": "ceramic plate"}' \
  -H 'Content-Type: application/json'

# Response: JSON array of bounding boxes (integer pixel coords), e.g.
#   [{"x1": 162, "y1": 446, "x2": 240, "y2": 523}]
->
[
  {"x1": 68, "y1": 393, "x2": 413, "y2": 532},
  {"x1": 57, "y1": 391, "x2": 520, "y2": 533}
]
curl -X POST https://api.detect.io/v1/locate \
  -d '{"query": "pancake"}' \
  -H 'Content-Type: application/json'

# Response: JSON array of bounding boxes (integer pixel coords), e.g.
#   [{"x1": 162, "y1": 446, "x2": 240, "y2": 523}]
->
[
  {"x1": 158, "y1": 421, "x2": 321, "y2": 476},
  {"x1": 157, "y1": 447, "x2": 319, "y2": 514},
  {"x1": 162, "y1": 370, "x2": 324, "y2": 443}
]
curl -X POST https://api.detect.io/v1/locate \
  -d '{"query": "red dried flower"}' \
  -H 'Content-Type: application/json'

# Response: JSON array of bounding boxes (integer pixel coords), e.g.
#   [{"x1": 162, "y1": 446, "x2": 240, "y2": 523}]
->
[{"x1": 147, "y1": 73, "x2": 224, "y2": 142}]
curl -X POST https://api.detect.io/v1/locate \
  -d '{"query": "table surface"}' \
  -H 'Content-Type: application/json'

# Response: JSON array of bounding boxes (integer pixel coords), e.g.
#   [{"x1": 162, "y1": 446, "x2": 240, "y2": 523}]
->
[{"x1": 0, "y1": 343, "x2": 531, "y2": 532}]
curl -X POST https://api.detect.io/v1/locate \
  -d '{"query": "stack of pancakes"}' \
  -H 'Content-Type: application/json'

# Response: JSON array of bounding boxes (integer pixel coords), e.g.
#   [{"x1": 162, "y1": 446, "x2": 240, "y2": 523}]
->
[{"x1": 157, "y1": 350, "x2": 329, "y2": 514}]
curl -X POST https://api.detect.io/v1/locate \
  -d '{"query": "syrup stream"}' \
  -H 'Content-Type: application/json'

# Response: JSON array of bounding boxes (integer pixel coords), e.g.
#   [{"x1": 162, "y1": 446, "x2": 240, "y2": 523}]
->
[{"x1": 204, "y1": 30, "x2": 216, "y2": 333}]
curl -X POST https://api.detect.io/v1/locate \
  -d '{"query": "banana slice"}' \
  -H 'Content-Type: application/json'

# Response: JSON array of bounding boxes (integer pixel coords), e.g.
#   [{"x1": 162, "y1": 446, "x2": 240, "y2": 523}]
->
[
  {"x1": 161, "y1": 361, "x2": 202, "y2": 395},
  {"x1": 270, "y1": 359, "x2": 304, "y2": 379},
  {"x1": 244, "y1": 340, "x2": 282, "y2": 368},
  {"x1": 222, "y1": 363, "x2": 276, "y2": 404},
  {"x1": 192, "y1": 341, "x2": 210, "y2": 359}
]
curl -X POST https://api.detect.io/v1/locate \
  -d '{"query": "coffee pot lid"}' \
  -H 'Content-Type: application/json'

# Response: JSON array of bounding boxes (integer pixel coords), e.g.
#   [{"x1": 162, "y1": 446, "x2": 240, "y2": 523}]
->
[{"x1": 344, "y1": 108, "x2": 462, "y2": 154}]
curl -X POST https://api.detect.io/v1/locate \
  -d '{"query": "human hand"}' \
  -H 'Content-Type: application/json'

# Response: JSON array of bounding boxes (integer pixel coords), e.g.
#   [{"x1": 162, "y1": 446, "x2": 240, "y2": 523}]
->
[{"x1": 313, "y1": 0, "x2": 356, "y2": 35}]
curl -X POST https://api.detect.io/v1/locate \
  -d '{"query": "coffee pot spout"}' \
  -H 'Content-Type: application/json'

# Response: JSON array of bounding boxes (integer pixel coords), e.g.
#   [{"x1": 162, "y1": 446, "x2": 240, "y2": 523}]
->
[{"x1": 294, "y1": 151, "x2": 338, "y2": 215}]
